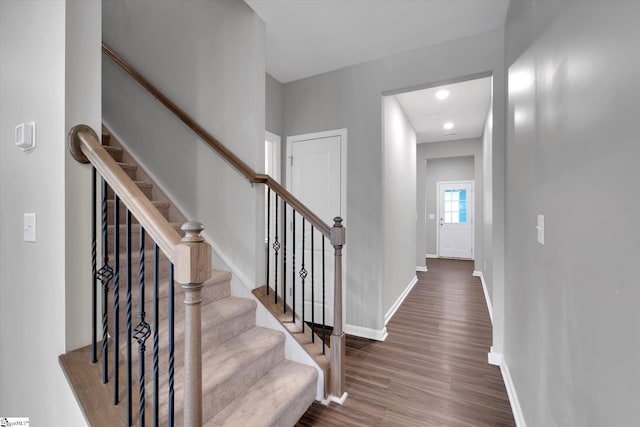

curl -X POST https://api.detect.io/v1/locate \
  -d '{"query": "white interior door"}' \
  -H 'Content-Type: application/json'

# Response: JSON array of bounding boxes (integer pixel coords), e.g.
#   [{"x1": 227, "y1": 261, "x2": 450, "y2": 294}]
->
[
  {"x1": 286, "y1": 131, "x2": 344, "y2": 327},
  {"x1": 438, "y1": 181, "x2": 474, "y2": 259}
]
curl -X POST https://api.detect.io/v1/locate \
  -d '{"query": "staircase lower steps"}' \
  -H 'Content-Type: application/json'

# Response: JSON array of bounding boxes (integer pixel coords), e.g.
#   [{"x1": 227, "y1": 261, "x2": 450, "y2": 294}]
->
[{"x1": 205, "y1": 360, "x2": 317, "y2": 427}]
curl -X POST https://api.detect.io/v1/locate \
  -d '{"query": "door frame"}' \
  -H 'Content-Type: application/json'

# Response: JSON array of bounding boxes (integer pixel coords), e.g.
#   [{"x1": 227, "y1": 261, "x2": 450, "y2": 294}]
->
[
  {"x1": 436, "y1": 180, "x2": 474, "y2": 259},
  {"x1": 285, "y1": 128, "x2": 348, "y2": 325},
  {"x1": 265, "y1": 130, "x2": 281, "y2": 183}
]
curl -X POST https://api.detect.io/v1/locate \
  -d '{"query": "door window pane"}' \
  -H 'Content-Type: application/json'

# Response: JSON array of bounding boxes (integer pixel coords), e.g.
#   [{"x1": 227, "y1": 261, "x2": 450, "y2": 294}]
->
[{"x1": 444, "y1": 189, "x2": 468, "y2": 224}]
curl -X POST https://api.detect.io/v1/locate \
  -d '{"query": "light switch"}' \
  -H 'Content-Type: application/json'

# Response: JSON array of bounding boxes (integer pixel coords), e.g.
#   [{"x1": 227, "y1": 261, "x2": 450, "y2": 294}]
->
[
  {"x1": 428, "y1": 213, "x2": 435, "y2": 220},
  {"x1": 24, "y1": 213, "x2": 36, "y2": 242},
  {"x1": 536, "y1": 214, "x2": 544, "y2": 245},
  {"x1": 15, "y1": 122, "x2": 36, "y2": 151}
]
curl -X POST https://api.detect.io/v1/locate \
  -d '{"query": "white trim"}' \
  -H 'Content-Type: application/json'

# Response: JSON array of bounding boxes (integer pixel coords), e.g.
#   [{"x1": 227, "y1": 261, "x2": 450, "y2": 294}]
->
[
  {"x1": 320, "y1": 392, "x2": 349, "y2": 406},
  {"x1": 265, "y1": 131, "x2": 281, "y2": 183},
  {"x1": 416, "y1": 266, "x2": 428, "y2": 272},
  {"x1": 385, "y1": 276, "x2": 417, "y2": 324},
  {"x1": 489, "y1": 352, "x2": 526, "y2": 427},
  {"x1": 286, "y1": 128, "x2": 348, "y2": 328},
  {"x1": 436, "y1": 180, "x2": 475, "y2": 259},
  {"x1": 425, "y1": 253, "x2": 439, "y2": 259},
  {"x1": 473, "y1": 270, "x2": 493, "y2": 324},
  {"x1": 345, "y1": 324, "x2": 388, "y2": 341}
]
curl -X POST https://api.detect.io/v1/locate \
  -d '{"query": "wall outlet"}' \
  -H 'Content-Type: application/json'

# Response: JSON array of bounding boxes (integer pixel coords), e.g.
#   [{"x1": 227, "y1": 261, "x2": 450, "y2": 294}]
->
[{"x1": 24, "y1": 213, "x2": 36, "y2": 242}]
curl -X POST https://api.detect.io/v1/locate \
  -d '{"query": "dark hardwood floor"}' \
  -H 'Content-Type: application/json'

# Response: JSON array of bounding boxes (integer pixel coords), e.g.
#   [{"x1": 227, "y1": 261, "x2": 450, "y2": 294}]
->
[{"x1": 297, "y1": 258, "x2": 515, "y2": 426}]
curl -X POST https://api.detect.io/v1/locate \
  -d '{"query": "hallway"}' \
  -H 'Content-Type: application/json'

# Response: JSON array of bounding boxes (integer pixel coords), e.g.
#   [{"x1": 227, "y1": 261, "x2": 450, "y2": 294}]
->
[{"x1": 297, "y1": 259, "x2": 515, "y2": 426}]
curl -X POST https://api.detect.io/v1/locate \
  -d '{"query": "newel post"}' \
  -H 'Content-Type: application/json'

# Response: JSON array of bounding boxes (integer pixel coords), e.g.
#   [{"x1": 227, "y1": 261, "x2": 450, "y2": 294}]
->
[
  {"x1": 175, "y1": 221, "x2": 211, "y2": 427},
  {"x1": 330, "y1": 217, "x2": 347, "y2": 401}
]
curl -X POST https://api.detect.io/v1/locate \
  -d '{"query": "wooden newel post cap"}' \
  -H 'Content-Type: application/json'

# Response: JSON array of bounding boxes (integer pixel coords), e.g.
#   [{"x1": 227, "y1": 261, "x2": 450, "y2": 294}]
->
[
  {"x1": 181, "y1": 221, "x2": 205, "y2": 243},
  {"x1": 331, "y1": 217, "x2": 346, "y2": 247}
]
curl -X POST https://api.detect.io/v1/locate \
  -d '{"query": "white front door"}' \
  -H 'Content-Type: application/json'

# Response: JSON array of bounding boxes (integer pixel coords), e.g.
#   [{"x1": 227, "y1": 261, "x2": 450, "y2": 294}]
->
[
  {"x1": 438, "y1": 181, "x2": 474, "y2": 259},
  {"x1": 286, "y1": 130, "x2": 345, "y2": 327}
]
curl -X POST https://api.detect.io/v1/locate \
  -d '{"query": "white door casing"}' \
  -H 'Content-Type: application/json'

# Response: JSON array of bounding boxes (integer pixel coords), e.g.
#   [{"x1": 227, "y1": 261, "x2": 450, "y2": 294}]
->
[
  {"x1": 286, "y1": 129, "x2": 347, "y2": 327},
  {"x1": 437, "y1": 180, "x2": 474, "y2": 259}
]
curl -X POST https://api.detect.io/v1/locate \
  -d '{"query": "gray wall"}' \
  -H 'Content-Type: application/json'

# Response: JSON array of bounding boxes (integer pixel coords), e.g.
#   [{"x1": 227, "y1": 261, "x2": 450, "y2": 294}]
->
[
  {"x1": 505, "y1": 1, "x2": 640, "y2": 424},
  {"x1": 382, "y1": 96, "x2": 416, "y2": 317},
  {"x1": 283, "y1": 29, "x2": 505, "y2": 336},
  {"x1": 0, "y1": 0, "x2": 98, "y2": 423},
  {"x1": 416, "y1": 138, "x2": 483, "y2": 271},
  {"x1": 266, "y1": 73, "x2": 284, "y2": 137},
  {"x1": 424, "y1": 156, "x2": 475, "y2": 255},
  {"x1": 102, "y1": 0, "x2": 266, "y2": 287}
]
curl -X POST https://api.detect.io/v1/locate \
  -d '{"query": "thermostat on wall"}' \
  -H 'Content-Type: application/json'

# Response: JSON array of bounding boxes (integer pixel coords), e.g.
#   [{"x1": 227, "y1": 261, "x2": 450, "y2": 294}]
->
[{"x1": 15, "y1": 122, "x2": 36, "y2": 151}]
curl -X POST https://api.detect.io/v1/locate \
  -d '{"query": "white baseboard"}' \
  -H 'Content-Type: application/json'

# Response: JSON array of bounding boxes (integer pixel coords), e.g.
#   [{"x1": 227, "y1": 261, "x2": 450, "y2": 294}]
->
[
  {"x1": 490, "y1": 352, "x2": 526, "y2": 426},
  {"x1": 385, "y1": 276, "x2": 417, "y2": 324},
  {"x1": 320, "y1": 392, "x2": 348, "y2": 406},
  {"x1": 416, "y1": 266, "x2": 428, "y2": 272},
  {"x1": 425, "y1": 253, "x2": 438, "y2": 259},
  {"x1": 345, "y1": 324, "x2": 388, "y2": 341},
  {"x1": 473, "y1": 270, "x2": 493, "y2": 325}
]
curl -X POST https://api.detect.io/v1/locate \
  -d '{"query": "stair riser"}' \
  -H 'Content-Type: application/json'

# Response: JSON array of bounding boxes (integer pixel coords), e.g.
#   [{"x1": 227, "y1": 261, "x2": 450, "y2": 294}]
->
[
  {"x1": 124, "y1": 306, "x2": 256, "y2": 387},
  {"x1": 119, "y1": 164, "x2": 137, "y2": 180},
  {"x1": 107, "y1": 226, "x2": 181, "y2": 252},
  {"x1": 106, "y1": 183, "x2": 152, "y2": 199},
  {"x1": 199, "y1": 340, "x2": 285, "y2": 421},
  {"x1": 103, "y1": 146, "x2": 123, "y2": 162},
  {"x1": 107, "y1": 201, "x2": 170, "y2": 224},
  {"x1": 106, "y1": 278, "x2": 232, "y2": 337}
]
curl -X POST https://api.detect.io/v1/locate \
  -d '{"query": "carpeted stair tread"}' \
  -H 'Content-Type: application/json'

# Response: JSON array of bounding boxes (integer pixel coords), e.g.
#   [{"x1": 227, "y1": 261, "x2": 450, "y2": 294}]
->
[{"x1": 205, "y1": 360, "x2": 318, "y2": 427}]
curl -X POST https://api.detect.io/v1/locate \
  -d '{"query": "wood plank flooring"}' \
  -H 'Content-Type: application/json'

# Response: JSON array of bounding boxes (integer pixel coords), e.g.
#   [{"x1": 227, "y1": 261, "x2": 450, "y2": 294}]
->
[{"x1": 297, "y1": 259, "x2": 515, "y2": 426}]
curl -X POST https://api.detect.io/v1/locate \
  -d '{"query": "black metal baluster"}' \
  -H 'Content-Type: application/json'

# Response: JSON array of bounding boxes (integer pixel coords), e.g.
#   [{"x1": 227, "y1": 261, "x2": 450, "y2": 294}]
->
[
  {"x1": 168, "y1": 262, "x2": 175, "y2": 427},
  {"x1": 292, "y1": 210, "x2": 296, "y2": 323},
  {"x1": 311, "y1": 226, "x2": 315, "y2": 343},
  {"x1": 134, "y1": 227, "x2": 151, "y2": 427},
  {"x1": 91, "y1": 167, "x2": 97, "y2": 364},
  {"x1": 283, "y1": 204, "x2": 287, "y2": 314},
  {"x1": 113, "y1": 195, "x2": 121, "y2": 404},
  {"x1": 322, "y1": 236, "x2": 326, "y2": 355},
  {"x1": 273, "y1": 194, "x2": 280, "y2": 305},
  {"x1": 126, "y1": 210, "x2": 133, "y2": 426},
  {"x1": 153, "y1": 244, "x2": 160, "y2": 427},
  {"x1": 300, "y1": 218, "x2": 307, "y2": 333},
  {"x1": 266, "y1": 189, "x2": 270, "y2": 296},
  {"x1": 96, "y1": 178, "x2": 113, "y2": 384}
]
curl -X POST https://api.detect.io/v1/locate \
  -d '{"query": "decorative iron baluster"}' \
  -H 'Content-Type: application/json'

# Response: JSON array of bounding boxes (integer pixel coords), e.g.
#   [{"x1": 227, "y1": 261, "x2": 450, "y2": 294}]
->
[
  {"x1": 283, "y1": 203, "x2": 287, "y2": 314},
  {"x1": 91, "y1": 167, "x2": 97, "y2": 364},
  {"x1": 299, "y1": 218, "x2": 307, "y2": 333},
  {"x1": 266, "y1": 189, "x2": 270, "y2": 296},
  {"x1": 168, "y1": 262, "x2": 175, "y2": 427},
  {"x1": 322, "y1": 236, "x2": 326, "y2": 355},
  {"x1": 169, "y1": 262, "x2": 175, "y2": 427},
  {"x1": 113, "y1": 194, "x2": 121, "y2": 404},
  {"x1": 134, "y1": 227, "x2": 151, "y2": 427},
  {"x1": 126, "y1": 209, "x2": 133, "y2": 426},
  {"x1": 96, "y1": 178, "x2": 114, "y2": 384},
  {"x1": 311, "y1": 225, "x2": 315, "y2": 343},
  {"x1": 273, "y1": 194, "x2": 280, "y2": 305},
  {"x1": 153, "y1": 243, "x2": 160, "y2": 427},
  {"x1": 292, "y1": 210, "x2": 296, "y2": 323}
]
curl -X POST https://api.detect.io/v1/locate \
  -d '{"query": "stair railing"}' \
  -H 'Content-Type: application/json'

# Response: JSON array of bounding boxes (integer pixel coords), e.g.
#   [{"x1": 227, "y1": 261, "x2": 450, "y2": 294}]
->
[
  {"x1": 69, "y1": 125, "x2": 211, "y2": 426},
  {"x1": 103, "y1": 42, "x2": 347, "y2": 401}
]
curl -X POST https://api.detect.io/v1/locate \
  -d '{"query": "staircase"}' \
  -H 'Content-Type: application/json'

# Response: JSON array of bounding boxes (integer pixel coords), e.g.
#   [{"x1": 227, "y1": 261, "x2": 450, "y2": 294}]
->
[{"x1": 99, "y1": 127, "x2": 318, "y2": 426}]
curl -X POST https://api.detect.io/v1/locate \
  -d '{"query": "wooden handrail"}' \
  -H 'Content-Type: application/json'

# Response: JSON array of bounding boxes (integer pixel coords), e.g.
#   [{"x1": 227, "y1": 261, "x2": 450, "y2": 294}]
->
[
  {"x1": 69, "y1": 125, "x2": 181, "y2": 262},
  {"x1": 102, "y1": 43, "x2": 332, "y2": 238}
]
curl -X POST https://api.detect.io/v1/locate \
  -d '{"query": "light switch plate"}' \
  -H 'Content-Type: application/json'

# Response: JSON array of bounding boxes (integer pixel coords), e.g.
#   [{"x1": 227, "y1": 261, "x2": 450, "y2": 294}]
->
[
  {"x1": 536, "y1": 214, "x2": 544, "y2": 245},
  {"x1": 429, "y1": 213, "x2": 435, "y2": 220},
  {"x1": 24, "y1": 213, "x2": 36, "y2": 242}
]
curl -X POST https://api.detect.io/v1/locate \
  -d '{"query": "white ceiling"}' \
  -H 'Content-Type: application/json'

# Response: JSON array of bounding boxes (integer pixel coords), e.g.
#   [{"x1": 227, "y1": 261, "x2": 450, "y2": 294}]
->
[
  {"x1": 245, "y1": 0, "x2": 509, "y2": 83},
  {"x1": 394, "y1": 76, "x2": 492, "y2": 143}
]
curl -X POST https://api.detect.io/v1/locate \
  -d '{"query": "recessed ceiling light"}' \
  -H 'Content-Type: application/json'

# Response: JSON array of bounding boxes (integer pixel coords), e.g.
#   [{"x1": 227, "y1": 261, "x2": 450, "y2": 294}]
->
[
  {"x1": 435, "y1": 89, "x2": 450, "y2": 100},
  {"x1": 443, "y1": 122, "x2": 454, "y2": 130}
]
